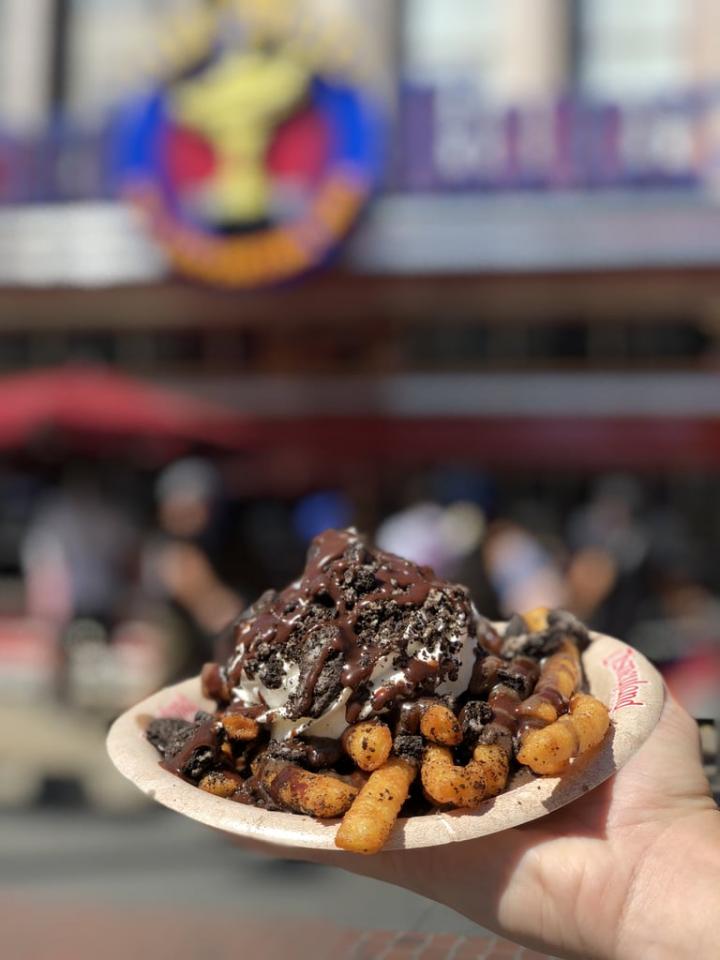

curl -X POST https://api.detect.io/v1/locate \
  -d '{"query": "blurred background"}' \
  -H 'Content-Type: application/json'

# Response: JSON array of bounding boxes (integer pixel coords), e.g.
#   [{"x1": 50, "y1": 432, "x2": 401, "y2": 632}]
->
[{"x1": 0, "y1": 2, "x2": 719, "y2": 958}]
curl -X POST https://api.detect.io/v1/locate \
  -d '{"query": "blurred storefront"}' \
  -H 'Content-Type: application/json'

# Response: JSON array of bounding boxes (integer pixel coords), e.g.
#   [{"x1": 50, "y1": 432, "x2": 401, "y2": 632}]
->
[{"x1": 0, "y1": 0, "x2": 718, "y2": 818}]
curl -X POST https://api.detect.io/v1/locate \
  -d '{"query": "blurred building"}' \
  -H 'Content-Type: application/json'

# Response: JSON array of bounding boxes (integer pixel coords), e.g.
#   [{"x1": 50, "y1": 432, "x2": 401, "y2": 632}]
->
[
  {"x1": 0, "y1": 2, "x2": 718, "y2": 362},
  {"x1": 0, "y1": 0, "x2": 719, "y2": 727},
  {"x1": 0, "y1": 3, "x2": 719, "y2": 483},
  {"x1": 1, "y1": 3, "x2": 720, "y2": 471}
]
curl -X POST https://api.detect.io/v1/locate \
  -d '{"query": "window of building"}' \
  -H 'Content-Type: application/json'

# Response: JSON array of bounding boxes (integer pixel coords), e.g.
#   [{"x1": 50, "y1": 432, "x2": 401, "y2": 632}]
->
[
  {"x1": 404, "y1": 0, "x2": 507, "y2": 99},
  {"x1": 579, "y1": 0, "x2": 691, "y2": 101},
  {"x1": 403, "y1": 0, "x2": 568, "y2": 106}
]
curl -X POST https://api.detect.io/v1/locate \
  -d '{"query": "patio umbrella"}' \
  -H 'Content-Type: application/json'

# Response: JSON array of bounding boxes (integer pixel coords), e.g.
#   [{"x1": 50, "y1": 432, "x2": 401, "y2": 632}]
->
[{"x1": 0, "y1": 365, "x2": 251, "y2": 455}]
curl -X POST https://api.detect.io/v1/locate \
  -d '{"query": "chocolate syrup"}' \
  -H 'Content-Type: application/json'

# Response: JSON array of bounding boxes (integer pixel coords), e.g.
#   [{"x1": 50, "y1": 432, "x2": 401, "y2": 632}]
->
[
  {"x1": 475, "y1": 680, "x2": 521, "y2": 753},
  {"x1": 497, "y1": 655, "x2": 540, "y2": 699},
  {"x1": 224, "y1": 702, "x2": 266, "y2": 720},
  {"x1": 201, "y1": 662, "x2": 229, "y2": 703},
  {"x1": 267, "y1": 736, "x2": 342, "y2": 770},
  {"x1": 223, "y1": 529, "x2": 474, "y2": 725},
  {"x1": 395, "y1": 701, "x2": 424, "y2": 736},
  {"x1": 160, "y1": 718, "x2": 220, "y2": 782},
  {"x1": 469, "y1": 654, "x2": 503, "y2": 698},
  {"x1": 533, "y1": 686, "x2": 567, "y2": 712},
  {"x1": 517, "y1": 716, "x2": 548, "y2": 739},
  {"x1": 303, "y1": 737, "x2": 343, "y2": 769},
  {"x1": 488, "y1": 686, "x2": 520, "y2": 733},
  {"x1": 476, "y1": 616, "x2": 503, "y2": 654}
]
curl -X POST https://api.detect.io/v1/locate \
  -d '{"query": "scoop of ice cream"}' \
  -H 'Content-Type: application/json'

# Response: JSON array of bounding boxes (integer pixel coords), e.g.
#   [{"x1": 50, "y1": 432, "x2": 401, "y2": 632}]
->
[{"x1": 220, "y1": 528, "x2": 479, "y2": 740}]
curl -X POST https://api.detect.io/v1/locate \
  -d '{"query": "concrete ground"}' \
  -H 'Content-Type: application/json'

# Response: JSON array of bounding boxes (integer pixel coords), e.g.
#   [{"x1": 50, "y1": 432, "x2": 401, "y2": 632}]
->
[{"x1": 0, "y1": 807, "x2": 554, "y2": 959}]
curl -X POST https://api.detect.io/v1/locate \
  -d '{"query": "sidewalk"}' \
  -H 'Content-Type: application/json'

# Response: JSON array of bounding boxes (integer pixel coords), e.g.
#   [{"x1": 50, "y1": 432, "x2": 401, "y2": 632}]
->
[
  {"x1": 0, "y1": 897, "x2": 552, "y2": 960},
  {"x1": 0, "y1": 809, "x2": 556, "y2": 959}
]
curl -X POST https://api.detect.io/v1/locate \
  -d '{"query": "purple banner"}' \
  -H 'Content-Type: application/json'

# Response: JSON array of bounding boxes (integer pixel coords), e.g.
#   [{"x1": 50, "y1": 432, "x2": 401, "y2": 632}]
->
[{"x1": 396, "y1": 86, "x2": 705, "y2": 191}]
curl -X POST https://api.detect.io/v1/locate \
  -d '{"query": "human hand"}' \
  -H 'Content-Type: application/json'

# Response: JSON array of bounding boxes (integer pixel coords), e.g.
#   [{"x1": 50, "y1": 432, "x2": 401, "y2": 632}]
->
[{"x1": 246, "y1": 694, "x2": 719, "y2": 960}]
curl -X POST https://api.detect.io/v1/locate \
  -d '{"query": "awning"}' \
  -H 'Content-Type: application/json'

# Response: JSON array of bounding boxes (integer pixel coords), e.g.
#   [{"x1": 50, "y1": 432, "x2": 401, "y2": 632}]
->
[{"x1": 0, "y1": 365, "x2": 249, "y2": 456}]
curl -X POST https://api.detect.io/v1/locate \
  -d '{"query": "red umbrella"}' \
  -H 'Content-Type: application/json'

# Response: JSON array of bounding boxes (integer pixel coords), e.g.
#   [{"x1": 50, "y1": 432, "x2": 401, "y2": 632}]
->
[{"x1": 0, "y1": 366, "x2": 251, "y2": 455}]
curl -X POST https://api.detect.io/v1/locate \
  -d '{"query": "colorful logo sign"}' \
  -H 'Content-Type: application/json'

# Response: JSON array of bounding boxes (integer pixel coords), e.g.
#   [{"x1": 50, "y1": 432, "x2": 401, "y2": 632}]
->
[{"x1": 115, "y1": 1, "x2": 384, "y2": 287}]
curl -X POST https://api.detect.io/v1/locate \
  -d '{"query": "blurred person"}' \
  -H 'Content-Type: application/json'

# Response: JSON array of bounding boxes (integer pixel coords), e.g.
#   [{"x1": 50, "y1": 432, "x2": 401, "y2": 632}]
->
[
  {"x1": 426, "y1": 468, "x2": 498, "y2": 611},
  {"x1": 376, "y1": 501, "x2": 451, "y2": 570},
  {"x1": 21, "y1": 463, "x2": 136, "y2": 628},
  {"x1": 0, "y1": 468, "x2": 44, "y2": 582},
  {"x1": 239, "y1": 498, "x2": 307, "y2": 593},
  {"x1": 567, "y1": 475, "x2": 647, "y2": 569},
  {"x1": 630, "y1": 563, "x2": 720, "y2": 722},
  {"x1": 155, "y1": 457, "x2": 221, "y2": 546},
  {"x1": 376, "y1": 500, "x2": 486, "y2": 578},
  {"x1": 20, "y1": 463, "x2": 139, "y2": 705},
  {"x1": 566, "y1": 474, "x2": 650, "y2": 636},
  {"x1": 482, "y1": 518, "x2": 567, "y2": 617},
  {"x1": 564, "y1": 545, "x2": 618, "y2": 622},
  {"x1": 142, "y1": 458, "x2": 242, "y2": 677}
]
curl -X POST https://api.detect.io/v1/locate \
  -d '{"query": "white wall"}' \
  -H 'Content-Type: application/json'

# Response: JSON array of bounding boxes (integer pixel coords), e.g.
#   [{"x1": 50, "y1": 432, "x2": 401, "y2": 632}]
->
[{"x1": 0, "y1": 0, "x2": 55, "y2": 132}]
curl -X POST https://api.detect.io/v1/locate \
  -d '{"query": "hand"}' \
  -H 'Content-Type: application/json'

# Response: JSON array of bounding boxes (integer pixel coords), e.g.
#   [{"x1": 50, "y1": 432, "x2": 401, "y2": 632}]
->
[{"x1": 248, "y1": 694, "x2": 719, "y2": 960}]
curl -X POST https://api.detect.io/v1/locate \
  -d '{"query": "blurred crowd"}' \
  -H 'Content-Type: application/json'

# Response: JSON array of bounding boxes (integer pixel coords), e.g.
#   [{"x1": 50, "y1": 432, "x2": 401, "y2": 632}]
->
[
  {"x1": 1, "y1": 451, "x2": 718, "y2": 811},
  {"x1": 377, "y1": 471, "x2": 720, "y2": 727}
]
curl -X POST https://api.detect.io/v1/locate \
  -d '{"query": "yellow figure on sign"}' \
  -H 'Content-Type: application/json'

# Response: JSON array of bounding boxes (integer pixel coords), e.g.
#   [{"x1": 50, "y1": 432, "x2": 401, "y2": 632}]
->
[{"x1": 171, "y1": 48, "x2": 310, "y2": 224}]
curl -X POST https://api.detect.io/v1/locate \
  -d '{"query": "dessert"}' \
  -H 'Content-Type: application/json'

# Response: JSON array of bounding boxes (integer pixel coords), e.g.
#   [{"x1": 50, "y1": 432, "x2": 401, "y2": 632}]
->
[{"x1": 146, "y1": 528, "x2": 610, "y2": 854}]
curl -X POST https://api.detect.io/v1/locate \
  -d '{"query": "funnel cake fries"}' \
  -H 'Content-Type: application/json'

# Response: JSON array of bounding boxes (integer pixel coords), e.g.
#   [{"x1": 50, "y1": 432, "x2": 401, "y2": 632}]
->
[
  {"x1": 420, "y1": 703, "x2": 463, "y2": 746},
  {"x1": 221, "y1": 712, "x2": 261, "y2": 741},
  {"x1": 336, "y1": 757, "x2": 417, "y2": 854},
  {"x1": 145, "y1": 529, "x2": 612, "y2": 853},
  {"x1": 517, "y1": 693, "x2": 610, "y2": 776},
  {"x1": 342, "y1": 721, "x2": 393, "y2": 771},
  {"x1": 259, "y1": 759, "x2": 358, "y2": 818},
  {"x1": 421, "y1": 742, "x2": 509, "y2": 809}
]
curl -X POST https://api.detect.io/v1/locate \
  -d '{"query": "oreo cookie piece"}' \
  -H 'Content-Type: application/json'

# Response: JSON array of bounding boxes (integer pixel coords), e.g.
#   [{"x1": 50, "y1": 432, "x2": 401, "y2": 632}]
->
[
  {"x1": 547, "y1": 608, "x2": 590, "y2": 651},
  {"x1": 458, "y1": 700, "x2": 493, "y2": 742},
  {"x1": 500, "y1": 608, "x2": 591, "y2": 661},
  {"x1": 265, "y1": 736, "x2": 342, "y2": 770},
  {"x1": 503, "y1": 613, "x2": 527, "y2": 639},
  {"x1": 147, "y1": 716, "x2": 221, "y2": 783},
  {"x1": 146, "y1": 718, "x2": 196, "y2": 760},
  {"x1": 393, "y1": 734, "x2": 425, "y2": 765},
  {"x1": 477, "y1": 724, "x2": 513, "y2": 756}
]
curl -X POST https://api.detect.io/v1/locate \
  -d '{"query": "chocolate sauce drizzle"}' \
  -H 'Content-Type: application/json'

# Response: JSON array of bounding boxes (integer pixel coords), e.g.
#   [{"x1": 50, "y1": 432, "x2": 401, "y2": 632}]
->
[
  {"x1": 223, "y1": 529, "x2": 474, "y2": 725},
  {"x1": 159, "y1": 717, "x2": 220, "y2": 782}
]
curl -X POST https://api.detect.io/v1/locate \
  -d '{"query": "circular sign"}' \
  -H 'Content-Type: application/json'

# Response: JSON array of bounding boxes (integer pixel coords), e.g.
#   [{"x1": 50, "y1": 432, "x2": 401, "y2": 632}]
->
[{"x1": 114, "y1": 1, "x2": 384, "y2": 288}]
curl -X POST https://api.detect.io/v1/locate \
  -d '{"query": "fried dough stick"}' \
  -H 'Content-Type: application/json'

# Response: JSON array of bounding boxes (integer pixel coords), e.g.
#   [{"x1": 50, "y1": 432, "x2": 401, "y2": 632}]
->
[
  {"x1": 517, "y1": 638, "x2": 582, "y2": 733},
  {"x1": 198, "y1": 769, "x2": 245, "y2": 798},
  {"x1": 423, "y1": 661, "x2": 531, "y2": 809},
  {"x1": 421, "y1": 742, "x2": 509, "y2": 808},
  {"x1": 466, "y1": 650, "x2": 541, "y2": 795},
  {"x1": 335, "y1": 757, "x2": 417, "y2": 854},
  {"x1": 517, "y1": 692, "x2": 610, "y2": 775},
  {"x1": 419, "y1": 703, "x2": 463, "y2": 746},
  {"x1": 221, "y1": 714, "x2": 260, "y2": 741},
  {"x1": 260, "y1": 760, "x2": 358, "y2": 818},
  {"x1": 468, "y1": 653, "x2": 540, "y2": 798},
  {"x1": 522, "y1": 606, "x2": 550, "y2": 633},
  {"x1": 342, "y1": 721, "x2": 393, "y2": 772}
]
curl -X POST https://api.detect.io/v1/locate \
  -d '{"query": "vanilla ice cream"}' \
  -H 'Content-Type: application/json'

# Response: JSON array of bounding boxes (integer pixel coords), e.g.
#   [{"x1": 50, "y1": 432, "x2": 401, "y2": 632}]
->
[{"x1": 217, "y1": 528, "x2": 482, "y2": 741}]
